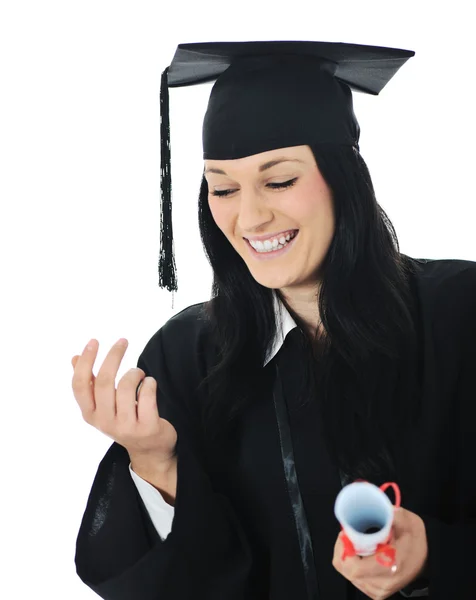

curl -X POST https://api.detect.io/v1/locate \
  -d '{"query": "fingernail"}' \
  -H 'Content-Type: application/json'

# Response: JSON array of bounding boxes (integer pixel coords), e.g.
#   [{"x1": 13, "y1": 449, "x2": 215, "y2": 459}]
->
[
  {"x1": 86, "y1": 339, "x2": 96, "y2": 351},
  {"x1": 117, "y1": 338, "x2": 128, "y2": 346}
]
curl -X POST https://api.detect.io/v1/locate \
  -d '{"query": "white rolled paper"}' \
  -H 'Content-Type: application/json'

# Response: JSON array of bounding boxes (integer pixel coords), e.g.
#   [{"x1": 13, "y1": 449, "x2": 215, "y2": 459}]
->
[{"x1": 334, "y1": 481, "x2": 395, "y2": 557}]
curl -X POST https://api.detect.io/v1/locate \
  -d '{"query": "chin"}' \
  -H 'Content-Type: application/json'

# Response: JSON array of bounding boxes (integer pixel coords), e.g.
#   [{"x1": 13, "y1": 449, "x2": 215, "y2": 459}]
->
[{"x1": 248, "y1": 272, "x2": 296, "y2": 290}]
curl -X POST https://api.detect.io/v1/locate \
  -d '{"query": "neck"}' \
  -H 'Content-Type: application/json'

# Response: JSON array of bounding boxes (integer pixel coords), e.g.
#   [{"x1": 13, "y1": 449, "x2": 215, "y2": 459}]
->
[{"x1": 279, "y1": 283, "x2": 324, "y2": 338}]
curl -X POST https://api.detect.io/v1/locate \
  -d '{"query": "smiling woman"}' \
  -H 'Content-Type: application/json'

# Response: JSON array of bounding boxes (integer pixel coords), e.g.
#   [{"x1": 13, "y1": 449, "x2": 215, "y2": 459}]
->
[
  {"x1": 75, "y1": 40, "x2": 476, "y2": 600},
  {"x1": 204, "y1": 145, "x2": 336, "y2": 309},
  {"x1": 197, "y1": 140, "x2": 416, "y2": 474}
]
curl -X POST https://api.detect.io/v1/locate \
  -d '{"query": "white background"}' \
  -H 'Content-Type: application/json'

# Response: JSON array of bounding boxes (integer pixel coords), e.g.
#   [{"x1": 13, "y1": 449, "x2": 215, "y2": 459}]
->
[{"x1": 0, "y1": 1, "x2": 474, "y2": 598}]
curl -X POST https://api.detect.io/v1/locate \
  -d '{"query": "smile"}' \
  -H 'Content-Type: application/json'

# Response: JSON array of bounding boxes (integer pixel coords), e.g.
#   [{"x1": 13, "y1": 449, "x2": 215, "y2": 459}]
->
[{"x1": 245, "y1": 230, "x2": 299, "y2": 261}]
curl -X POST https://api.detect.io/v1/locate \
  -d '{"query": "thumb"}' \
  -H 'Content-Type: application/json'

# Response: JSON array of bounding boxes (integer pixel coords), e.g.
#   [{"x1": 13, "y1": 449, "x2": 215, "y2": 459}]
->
[{"x1": 389, "y1": 506, "x2": 405, "y2": 540}]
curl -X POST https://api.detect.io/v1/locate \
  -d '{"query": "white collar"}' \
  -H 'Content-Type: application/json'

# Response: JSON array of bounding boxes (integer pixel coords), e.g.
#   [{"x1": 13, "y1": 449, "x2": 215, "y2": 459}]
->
[{"x1": 264, "y1": 291, "x2": 298, "y2": 367}]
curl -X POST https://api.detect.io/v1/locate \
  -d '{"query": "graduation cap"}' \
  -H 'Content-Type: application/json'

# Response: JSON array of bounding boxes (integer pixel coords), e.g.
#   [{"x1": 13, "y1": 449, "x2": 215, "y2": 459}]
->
[{"x1": 159, "y1": 41, "x2": 415, "y2": 294}]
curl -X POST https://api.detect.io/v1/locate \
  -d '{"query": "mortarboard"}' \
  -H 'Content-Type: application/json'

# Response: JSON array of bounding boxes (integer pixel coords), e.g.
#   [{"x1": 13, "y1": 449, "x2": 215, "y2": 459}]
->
[{"x1": 158, "y1": 41, "x2": 415, "y2": 295}]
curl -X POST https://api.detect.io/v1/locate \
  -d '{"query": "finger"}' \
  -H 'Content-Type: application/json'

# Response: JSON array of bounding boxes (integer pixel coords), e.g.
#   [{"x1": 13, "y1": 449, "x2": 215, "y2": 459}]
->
[
  {"x1": 72, "y1": 354, "x2": 89, "y2": 372},
  {"x1": 72, "y1": 339, "x2": 100, "y2": 417},
  {"x1": 334, "y1": 533, "x2": 392, "y2": 580},
  {"x1": 94, "y1": 339, "x2": 129, "y2": 421},
  {"x1": 334, "y1": 533, "x2": 359, "y2": 571},
  {"x1": 115, "y1": 368, "x2": 147, "y2": 423},
  {"x1": 357, "y1": 553, "x2": 395, "y2": 579},
  {"x1": 338, "y1": 553, "x2": 364, "y2": 578},
  {"x1": 136, "y1": 376, "x2": 160, "y2": 424}
]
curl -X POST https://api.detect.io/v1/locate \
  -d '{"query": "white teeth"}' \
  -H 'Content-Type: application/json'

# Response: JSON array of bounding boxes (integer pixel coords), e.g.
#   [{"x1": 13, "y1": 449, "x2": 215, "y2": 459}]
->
[{"x1": 249, "y1": 231, "x2": 297, "y2": 253}]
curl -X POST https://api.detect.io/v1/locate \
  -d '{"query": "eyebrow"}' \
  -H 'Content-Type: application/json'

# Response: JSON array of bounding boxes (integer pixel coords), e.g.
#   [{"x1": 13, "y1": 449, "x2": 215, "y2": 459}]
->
[{"x1": 204, "y1": 158, "x2": 304, "y2": 175}]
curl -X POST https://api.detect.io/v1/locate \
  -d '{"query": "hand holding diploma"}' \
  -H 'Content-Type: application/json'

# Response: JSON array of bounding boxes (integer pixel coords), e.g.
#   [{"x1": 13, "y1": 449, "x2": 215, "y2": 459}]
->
[{"x1": 332, "y1": 481, "x2": 428, "y2": 599}]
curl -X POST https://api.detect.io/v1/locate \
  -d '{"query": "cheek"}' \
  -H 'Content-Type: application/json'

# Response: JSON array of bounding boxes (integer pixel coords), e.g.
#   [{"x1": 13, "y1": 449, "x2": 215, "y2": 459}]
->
[
  {"x1": 286, "y1": 178, "x2": 333, "y2": 222},
  {"x1": 208, "y1": 197, "x2": 233, "y2": 234}
]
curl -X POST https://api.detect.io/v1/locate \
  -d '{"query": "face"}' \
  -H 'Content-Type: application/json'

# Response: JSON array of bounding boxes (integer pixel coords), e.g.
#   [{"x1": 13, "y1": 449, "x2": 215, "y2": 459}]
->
[{"x1": 205, "y1": 145, "x2": 335, "y2": 295}]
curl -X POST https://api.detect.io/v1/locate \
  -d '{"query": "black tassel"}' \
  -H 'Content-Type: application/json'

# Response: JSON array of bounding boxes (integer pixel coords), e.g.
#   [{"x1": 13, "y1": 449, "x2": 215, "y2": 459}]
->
[{"x1": 159, "y1": 67, "x2": 177, "y2": 296}]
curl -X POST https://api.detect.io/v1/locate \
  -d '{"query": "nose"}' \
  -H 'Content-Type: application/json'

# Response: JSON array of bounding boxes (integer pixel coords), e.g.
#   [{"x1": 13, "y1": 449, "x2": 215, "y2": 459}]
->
[{"x1": 237, "y1": 188, "x2": 274, "y2": 234}]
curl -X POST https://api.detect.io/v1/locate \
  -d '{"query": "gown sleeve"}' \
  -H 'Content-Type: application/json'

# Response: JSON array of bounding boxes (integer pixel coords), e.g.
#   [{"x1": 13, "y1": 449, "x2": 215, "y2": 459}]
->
[
  {"x1": 74, "y1": 324, "x2": 256, "y2": 600},
  {"x1": 414, "y1": 280, "x2": 476, "y2": 599}
]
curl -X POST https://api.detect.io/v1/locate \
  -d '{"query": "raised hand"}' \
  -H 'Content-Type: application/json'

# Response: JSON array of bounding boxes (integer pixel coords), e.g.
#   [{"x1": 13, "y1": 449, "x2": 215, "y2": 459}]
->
[{"x1": 71, "y1": 338, "x2": 177, "y2": 465}]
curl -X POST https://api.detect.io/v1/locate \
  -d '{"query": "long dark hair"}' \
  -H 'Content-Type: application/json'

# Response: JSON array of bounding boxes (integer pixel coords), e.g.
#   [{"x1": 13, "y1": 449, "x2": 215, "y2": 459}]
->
[{"x1": 196, "y1": 144, "x2": 421, "y2": 484}]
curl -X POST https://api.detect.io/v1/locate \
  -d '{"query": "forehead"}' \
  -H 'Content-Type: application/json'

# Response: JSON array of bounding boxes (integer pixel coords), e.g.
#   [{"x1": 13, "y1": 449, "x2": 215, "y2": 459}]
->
[{"x1": 204, "y1": 145, "x2": 311, "y2": 174}]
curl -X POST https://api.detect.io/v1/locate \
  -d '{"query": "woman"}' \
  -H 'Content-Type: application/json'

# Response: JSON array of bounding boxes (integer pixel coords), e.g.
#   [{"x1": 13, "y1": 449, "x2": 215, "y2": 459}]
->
[{"x1": 73, "y1": 41, "x2": 476, "y2": 600}]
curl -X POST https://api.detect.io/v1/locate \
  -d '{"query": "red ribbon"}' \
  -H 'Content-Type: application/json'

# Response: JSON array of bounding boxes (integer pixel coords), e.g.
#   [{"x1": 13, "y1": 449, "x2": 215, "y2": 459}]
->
[{"x1": 340, "y1": 481, "x2": 401, "y2": 569}]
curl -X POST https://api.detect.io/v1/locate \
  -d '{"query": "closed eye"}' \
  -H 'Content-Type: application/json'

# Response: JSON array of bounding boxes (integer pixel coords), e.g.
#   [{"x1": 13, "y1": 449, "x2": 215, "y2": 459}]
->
[{"x1": 210, "y1": 177, "x2": 298, "y2": 197}]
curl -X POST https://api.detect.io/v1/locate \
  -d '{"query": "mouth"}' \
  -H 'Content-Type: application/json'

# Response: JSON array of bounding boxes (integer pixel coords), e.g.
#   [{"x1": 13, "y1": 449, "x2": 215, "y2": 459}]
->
[
  {"x1": 245, "y1": 229, "x2": 299, "y2": 245},
  {"x1": 244, "y1": 229, "x2": 299, "y2": 260}
]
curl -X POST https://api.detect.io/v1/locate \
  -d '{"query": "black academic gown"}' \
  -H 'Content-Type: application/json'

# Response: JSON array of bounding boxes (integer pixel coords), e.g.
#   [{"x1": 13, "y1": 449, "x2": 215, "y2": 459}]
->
[{"x1": 75, "y1": 256, "x2": 476, "y2": 600}]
